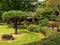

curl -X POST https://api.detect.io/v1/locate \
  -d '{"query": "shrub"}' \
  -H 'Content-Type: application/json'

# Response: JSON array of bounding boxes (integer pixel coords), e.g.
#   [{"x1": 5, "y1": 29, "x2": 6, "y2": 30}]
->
[
  {"x1": 19, "y1": 25, "x2": 27, "y2": 29},
  {"x1": 28, "y1": 24, "x2": 40, "y2": 32},
  {"x1": 40, "y1": 27, "x2": 57, "y2": 37},
  {"x1": 39, "y1": 32, "x2": 60, "y2": 45},
  {"x1": 38, "y1": 18, "x2": 49, "y2": 26}
]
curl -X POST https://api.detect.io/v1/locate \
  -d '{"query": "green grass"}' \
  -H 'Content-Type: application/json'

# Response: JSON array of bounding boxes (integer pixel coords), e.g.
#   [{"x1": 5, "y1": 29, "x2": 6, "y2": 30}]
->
[
  {"x1": 0, "y1": 25, "x2": 14, "y2": 34},
  {"x1": 0, "y1": 25, "x2": 44, "y2": 45}
]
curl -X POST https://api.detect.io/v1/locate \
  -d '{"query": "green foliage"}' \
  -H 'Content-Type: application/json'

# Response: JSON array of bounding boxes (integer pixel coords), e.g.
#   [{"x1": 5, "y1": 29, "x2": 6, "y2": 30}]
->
[
  {"x1": 2, "y1": 10, "x2": 28, "y2": 34},
  {"x1": 41, "y1": 8, "x2": 56, "y2": 21},
  {"x1": 0, "y1": 0, "x2": 37, "y2": 11},
  {"x1": 56, "y1": 15, "x2": 60, "y2": 22},
  {"x1": 45, "y1": 0, "x2": 60, "y2": 16},
  {"x1": 34, "y1": 8, "x2": 44, "y2": 20},
  {"x1": 2, "y1": 10, "x2": 28, "y2": 23},
  {"x1": 28, "y1": 25, "x2": 40, "y2": 32},
  {"x1": 38, "y1": 18, "x2": 49, "y2": 26},
  {"x1": 19, "y1": 25, "x2": 27, "y2": 29},
  {"x1": 34, "y1": 8, "x2": 57, "y2": 21},
  {"x1": 46, "y1": 0, "x2": 60, "y2": 9},
  {"x1": 40, "y1": 27, "x2": 57, "y2": 37},
  {"x1": 0, "y1": 11, "x2": 5, "y2": 23},
  {"x1": 39, "y1": 32, "x2": 60, "y2": 45}
]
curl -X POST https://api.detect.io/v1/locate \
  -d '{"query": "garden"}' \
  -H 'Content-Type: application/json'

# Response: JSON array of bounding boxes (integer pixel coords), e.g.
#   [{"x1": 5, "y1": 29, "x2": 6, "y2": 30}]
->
[{"x1": 0, "y1": 0, "x2": 60, "y2": 45}]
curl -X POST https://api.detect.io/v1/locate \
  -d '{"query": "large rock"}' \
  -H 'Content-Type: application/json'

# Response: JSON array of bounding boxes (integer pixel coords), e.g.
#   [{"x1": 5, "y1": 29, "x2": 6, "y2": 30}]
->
[{"x1": 1, "y1": 34, "x2": 14, "y2": 40}]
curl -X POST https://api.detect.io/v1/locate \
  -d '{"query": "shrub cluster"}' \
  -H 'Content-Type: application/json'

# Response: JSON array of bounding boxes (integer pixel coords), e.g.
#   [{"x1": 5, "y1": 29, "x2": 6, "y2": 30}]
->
[{"x1": 28, "y1": 24, "x2": 40, "y2": 32}]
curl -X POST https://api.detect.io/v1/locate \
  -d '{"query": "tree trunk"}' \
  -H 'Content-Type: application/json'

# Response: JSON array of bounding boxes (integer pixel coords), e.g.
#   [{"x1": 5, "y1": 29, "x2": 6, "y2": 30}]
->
[
  {"x1": 15, "y1": 27, "x2": 17, "y2": 34},
  {"x1": 13, "y1": 19, "x2": 18, "y2": 34},
  {"x1": 14, "y1": 23, "x2": 18, "y2": 34}
]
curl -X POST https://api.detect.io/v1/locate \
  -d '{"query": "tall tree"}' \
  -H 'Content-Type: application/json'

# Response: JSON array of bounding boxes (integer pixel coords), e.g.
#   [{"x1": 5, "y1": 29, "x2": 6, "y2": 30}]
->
[{"x1": 46, "y1": 0, "x2": 60, "y2": 15}]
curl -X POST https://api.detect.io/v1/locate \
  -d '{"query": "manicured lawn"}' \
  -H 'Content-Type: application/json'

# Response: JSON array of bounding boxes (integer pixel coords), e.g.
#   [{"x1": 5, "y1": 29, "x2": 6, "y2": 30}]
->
[
  {"x1": 0, "y1": 25, "x2": 44, "y2": 45},
  {"x1": 0, "y1": 25, "x2": 14, "y2": 34}
]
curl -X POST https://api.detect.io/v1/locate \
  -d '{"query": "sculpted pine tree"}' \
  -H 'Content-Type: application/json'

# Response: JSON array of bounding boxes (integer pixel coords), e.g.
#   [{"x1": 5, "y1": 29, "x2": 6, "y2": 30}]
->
[{"x1": 2, "y1": 10, "x2": 28, "y2": 34}]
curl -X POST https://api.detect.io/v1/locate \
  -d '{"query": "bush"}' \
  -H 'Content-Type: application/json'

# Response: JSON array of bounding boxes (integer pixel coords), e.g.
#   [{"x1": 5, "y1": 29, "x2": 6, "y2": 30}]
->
[
  {"x1": 39, "y1": 32, "x2": 60, "y2": 45},
  {"x1": 28, "y1": 24, "x2": 56, "y2": 37},
  {"x1": 19, "y1": 25, "x2": 27, "y2": 29},
  {"x1": 28, "y1": 24, "x2": 40, "y2": 32},
  {"x1": 40, "y1": 27, "x2": 57, "y2": 37},
  {"x1": 38, "y1": 18, "x2": 49, "y2": 26}
]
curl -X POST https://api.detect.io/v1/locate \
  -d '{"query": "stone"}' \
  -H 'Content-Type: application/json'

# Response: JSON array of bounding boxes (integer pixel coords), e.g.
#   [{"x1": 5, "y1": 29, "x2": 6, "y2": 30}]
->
[{"x1": 1, "y1": 34, "x2": 14, "y2": 40}]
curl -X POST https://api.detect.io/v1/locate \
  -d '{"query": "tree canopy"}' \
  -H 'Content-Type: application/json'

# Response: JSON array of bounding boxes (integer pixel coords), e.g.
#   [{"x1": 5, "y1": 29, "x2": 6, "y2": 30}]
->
[
  {"x1": 46, "y1": 0, "x2": 60, "y2": 15},
  {"x1": 2, "y1": 10, "x2": 28, "y2": 34},
  {"x1": 0, "y1": 0, "x2": 37, "y2": 12}
]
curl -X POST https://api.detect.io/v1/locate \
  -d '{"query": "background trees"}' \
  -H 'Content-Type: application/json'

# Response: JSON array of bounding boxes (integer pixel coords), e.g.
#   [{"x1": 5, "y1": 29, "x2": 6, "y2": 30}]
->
[
  {"x1": 2, "y1": 10, "x2": 28, "y2": 34},
  {"x1": 0, "y1": 0, "x2": 37, "y2": 12},
  {"x1": 36, "y1": 0, "x2": 60, "y2": 21},
  {"x1": 0, "y1": 0, "x2": 37, "y2": 23},
  {"x1": 46, "y1": 0, "x2": 60, "y2": 15}
]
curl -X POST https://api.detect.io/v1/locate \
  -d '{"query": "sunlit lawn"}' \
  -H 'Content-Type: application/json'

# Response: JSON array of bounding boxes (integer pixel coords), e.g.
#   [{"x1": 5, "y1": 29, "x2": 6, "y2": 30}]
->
[
  {"x1": 0, "y1": 25, "x2": 14, "y2": 34},
  {"x1": 0, "y1": 25, "x2": 44, "y2": 45}
]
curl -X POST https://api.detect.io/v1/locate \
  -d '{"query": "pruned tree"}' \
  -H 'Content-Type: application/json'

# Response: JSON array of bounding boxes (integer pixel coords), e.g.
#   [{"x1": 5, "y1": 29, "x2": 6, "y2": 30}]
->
[{"x1": 2, "y1": 10, "x2": 28, "y2": 34}]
